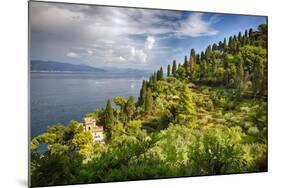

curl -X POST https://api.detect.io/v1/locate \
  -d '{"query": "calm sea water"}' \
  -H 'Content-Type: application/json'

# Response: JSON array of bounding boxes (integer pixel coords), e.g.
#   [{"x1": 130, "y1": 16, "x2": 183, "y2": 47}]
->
[{"x1": 30, "y1": 72, "x2": 149, "y2": 138}]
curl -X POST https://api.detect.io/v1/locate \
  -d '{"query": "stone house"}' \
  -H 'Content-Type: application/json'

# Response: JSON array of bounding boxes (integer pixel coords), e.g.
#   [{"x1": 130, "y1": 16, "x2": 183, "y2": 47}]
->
[{"x1": 83, "y1": 117, "x2": 105, "y2": 143}]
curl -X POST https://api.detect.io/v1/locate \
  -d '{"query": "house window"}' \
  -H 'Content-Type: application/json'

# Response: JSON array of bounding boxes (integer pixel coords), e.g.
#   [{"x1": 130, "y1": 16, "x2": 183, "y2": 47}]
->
[{"x1": 88, "y1": 127, "x2": 91, "y2": 131}]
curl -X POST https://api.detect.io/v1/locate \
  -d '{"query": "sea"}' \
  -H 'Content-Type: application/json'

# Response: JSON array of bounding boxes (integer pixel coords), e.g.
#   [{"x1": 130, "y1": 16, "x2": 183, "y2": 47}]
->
[{"x1": 30, "y1": 72, "x2": 149, "y2": 138}]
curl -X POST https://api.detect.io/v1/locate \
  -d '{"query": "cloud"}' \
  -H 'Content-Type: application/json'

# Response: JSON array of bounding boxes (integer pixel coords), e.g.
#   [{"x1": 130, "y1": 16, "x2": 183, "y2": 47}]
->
[
  {"x1": 130, "y1": 47, "x2": 147, "y2": 64},
  {"x1": 66, "y1": 52, "x2": 79, "y2": 58},
  {"x1": 119, "y1": 56, "x2": 126, "y2": 61},
  {"x1": 175, "y1": 13, "x2": 218, "y2": 37},
  {"x1": 30, "y1": 2, "x2": 220, "y2": 69},
  {"x1": 131, "y1": 47, "x2": 136, "y2": 57},
  {"x1": 87, "y1": 50, "x2": 93, "y2": 55},
  {"x1": 145, "y1": 36, "x2": 155, "y2": 50}
]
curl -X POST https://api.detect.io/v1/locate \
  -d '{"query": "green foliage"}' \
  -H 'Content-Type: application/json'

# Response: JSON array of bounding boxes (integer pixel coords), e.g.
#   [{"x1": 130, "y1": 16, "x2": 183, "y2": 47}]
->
[
  {"x1": 145, "y1": 88, "x2": 153, "y2": 115},
  {"x1": 31, "y1": 24, "x2": 267, "y2": 186},
  {"x1": 188, "y1": 127, "x2": 249, "y2": 175},
  {"x1": 167, "y1": 64, "x2": 171, "y2": 77},
  {"x1": 31, "y1": 153, "x2": 82, "y2": 187},
  {"x1": 175, "y1": 86, "x2": 197, "y2": 127},
  {"x1": 172, "y1": 60, "x2": 177, "y2": 77},
  {"x1": 104, "y1": 99, "x2": 114, "y2": 128}
]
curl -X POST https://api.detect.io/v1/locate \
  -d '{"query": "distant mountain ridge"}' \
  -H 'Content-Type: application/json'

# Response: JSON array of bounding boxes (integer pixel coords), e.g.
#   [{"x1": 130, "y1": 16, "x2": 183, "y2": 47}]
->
[
  {"x1": 31, "y1": 60, "x2": 106, "y2": 72},
  {"x1": 31, "y1": 60, "x2": 152, "y2": 74}
]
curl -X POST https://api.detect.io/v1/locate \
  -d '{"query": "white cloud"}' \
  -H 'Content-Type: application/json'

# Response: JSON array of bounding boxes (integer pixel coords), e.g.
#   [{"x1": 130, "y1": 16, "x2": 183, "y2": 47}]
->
[
  {"x1": 145, "y1": 36, "x2": 155, "y2": 50},
  {"x1": 130, "y1": 47, "x2": 147, "y2": 64},
  {"x1": 119, "y1": 56, "x2": 126, "y2": 61},
  {"x1": 131, "y1": 47, "x2": 136, "y2": 57},
  {"x1": 87, "y1": 50, "x2": 93, "y2": 55},
  {"x1": 30, "y1": 2, "x2": 220, "y2": 69},
  {"x1": 135, "y1": 49, "x2": 147, "y2": 63},
  {"x1": 66, "y1": 52, "x2": 79, "y2": 58},
  {"x1": 175, "y1": 13, "x2": 218, "y2": 37}
]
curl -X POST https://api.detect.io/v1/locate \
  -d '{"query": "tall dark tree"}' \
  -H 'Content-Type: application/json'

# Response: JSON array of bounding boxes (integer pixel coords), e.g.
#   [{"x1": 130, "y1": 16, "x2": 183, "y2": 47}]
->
[
  {"x1": 189, "y1": 49, "x2": 197, "y2": 80},
  {"x1": 235, "y1": 61, "x2": 245, "y2": 96},
  {"x1": 238, "y1": 32, "x2": 242, "y2": 42},
  {"x1": 145, "y1": 88, "x2": 153, "y2": 115},
  {"x1": 156, "y1": 67, "x2": 164, "y2": 81},
  {"x1": 167, "y1": 64, "x2": 171, "y2": 77},
  {"x1": 200, "y1": 51, "x2": 205, "y2": 61},
  {"x1": 218, "y1": 41, "x2": 223, "y2": 51},
  {"x1": 244, "y1": 29, "x2": 248, "y2": 38},
  {"x1": 172, "y1": 60, "x2": 177, "y2": 77},
  {"x1": 138, "y1": 80, "x2": 147, "y2": 106},
  {"x1": 253, "y1": 57, "x2": 265, "y2": 96},
  {"x1": 159, "y1": 66, "x2": 164, "y2": 80},
  {"x1": 104, "y1": 99, "x2": 114, "y2": 128},
  {"x1": 223, "y1": 38, "x2": 228, "y2": 51},
  {"x1": 212, "y1": 43, "x2": 218, "y2": 51},
  {"x1": 124, "y1": 96, "x2": 135, "y2": 121},
  {"x1": 176, "y1": 85, "x2": 196, "y2": 127},
  {"x1": 205, "y1": 45, "x2": 212, "y2": 61},
  {"x1": 184, "y1": 55, "x2": 189, "y2": 74}
]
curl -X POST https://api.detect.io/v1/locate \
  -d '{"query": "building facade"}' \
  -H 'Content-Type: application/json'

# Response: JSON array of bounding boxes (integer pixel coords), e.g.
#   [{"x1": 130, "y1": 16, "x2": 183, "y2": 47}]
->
[{"x1": 83, "y1": 117, "x2": 105, "y2": 143}]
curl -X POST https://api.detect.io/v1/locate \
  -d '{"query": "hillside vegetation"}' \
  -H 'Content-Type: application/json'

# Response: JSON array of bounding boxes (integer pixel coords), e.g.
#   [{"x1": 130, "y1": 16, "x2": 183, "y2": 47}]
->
[{"x1": 30, "y1": 24, "x2": 268, "y2": 187}]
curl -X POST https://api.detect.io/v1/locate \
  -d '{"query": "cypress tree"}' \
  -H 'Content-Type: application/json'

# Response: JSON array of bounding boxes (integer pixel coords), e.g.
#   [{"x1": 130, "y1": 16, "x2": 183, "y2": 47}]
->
[
  {"x1": 200, "y1": 51, "x2": 205, "y2": 61},
  {"x1": 172, "y1": 60, "x2": 177, "y2": 76},
  {"x1": 223, "y1": 38, "x2": 227, "y2": 52},
  {"x1": 184, "y1": 55, "x2": 189, "y2": 74},
  {"x1": 138, "y1": 80, "x2": 147, "y2": 106},
  {"x1": 156, "y1": 67, "x2": 164, "y2": 81},
  {"x1": 104, "y1": 99, "x2": 114, "y2": 128},
  {"x1": 238, "y1": 32, "x2": 242, "y2": 42},
  {"x1": 156, "y1": 70, "x2": 160, "y2": 81},
  {"x1": 212, "y1": 43, "x2": 218, "y2": 51},
  {"x1": 176, "y1": 85, "x2": 196, "y2": 127},
  {"x1": 190, "y1": 49, "x2": 196, "y2": 63},
  {"x1": 145, "y1": 88, "x2": 153, "y2": 115},
  {"x1": 153, "y1": 72, "x2": 157, "y2": 84},
  {"x1": 167, "y1": 64, "x2": 171, "y2": 77},
  {"x1": 244, "y1": 29, "x2": 248, "y2": 38},
  {"x1": 159, "y1": 66, "x2": 164, "y2": 80},
  {"x1": 178, "y1": 63, "x2": 181, "y2": 70},
  {"x1": 253, "y1": 57, "x2": 264, "y2": 95},
  {"x1": 124, "y1": 96, "x2": 135, "y2": 121}
]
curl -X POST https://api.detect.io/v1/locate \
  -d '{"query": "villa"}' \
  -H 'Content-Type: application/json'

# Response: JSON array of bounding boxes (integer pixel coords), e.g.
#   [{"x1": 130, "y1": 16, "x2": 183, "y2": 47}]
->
[{"x1": 83, "y1": 117, "x2": 105, "y2": 144}]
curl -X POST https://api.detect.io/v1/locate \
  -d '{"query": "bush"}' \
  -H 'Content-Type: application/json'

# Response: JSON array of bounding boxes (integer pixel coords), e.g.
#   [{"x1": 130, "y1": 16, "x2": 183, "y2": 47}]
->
[{"x1": 247, "y1": 126, "x2": 259, "y2": 136}]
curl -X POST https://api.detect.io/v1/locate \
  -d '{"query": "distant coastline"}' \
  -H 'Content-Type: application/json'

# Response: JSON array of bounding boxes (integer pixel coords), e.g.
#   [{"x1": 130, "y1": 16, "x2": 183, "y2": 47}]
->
[{"x1": 31, "y1": 60, "x2": 152, "y2": 74}]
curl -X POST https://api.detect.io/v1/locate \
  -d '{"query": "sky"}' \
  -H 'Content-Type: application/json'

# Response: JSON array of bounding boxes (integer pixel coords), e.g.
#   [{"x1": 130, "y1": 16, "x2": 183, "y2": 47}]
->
[{"x1": 30, "y1": 1, "x2": 267, "y2": 71}]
